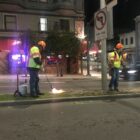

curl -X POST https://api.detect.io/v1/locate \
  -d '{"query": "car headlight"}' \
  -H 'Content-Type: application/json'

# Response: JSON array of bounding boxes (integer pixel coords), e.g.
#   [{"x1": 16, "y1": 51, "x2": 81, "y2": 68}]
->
[
  {"x1": 119, "y1": 70, "x2": 122, "y2": 73},
  {"x1": 127, "y1": 70, "x2": 137, "y2": 74}
]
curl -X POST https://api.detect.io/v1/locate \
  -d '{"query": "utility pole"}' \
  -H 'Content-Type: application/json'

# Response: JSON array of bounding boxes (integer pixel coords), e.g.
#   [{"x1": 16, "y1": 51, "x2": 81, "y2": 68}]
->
[{"x1": 100, "y1": 0, "x2": 108, "y2": 92}]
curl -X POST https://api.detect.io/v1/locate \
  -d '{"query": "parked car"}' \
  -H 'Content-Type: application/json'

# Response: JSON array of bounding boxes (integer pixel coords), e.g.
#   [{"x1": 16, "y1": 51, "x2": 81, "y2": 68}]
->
[
  {"x1": 119, "y1": 61, "x2": 140, "y2": 81},
  {"x1": 46, "y1": 56, "x2": 58, "y2": 64}
]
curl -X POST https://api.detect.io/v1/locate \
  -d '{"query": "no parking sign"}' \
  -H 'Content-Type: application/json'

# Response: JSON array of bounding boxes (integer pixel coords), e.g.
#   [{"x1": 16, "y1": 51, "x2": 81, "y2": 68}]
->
[{"x1": 94, "y1": 8, "x2": 107, "y2": 41}]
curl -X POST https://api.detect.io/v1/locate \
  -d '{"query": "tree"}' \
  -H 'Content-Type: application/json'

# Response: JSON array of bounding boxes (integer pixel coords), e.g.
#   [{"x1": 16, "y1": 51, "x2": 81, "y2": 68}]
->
[
  {"x1": 47, "y1": 31, "x2": 81, "y2": 57},
  {"x1": 46, "y1": 31, "x2": 81, "y2": 74}
]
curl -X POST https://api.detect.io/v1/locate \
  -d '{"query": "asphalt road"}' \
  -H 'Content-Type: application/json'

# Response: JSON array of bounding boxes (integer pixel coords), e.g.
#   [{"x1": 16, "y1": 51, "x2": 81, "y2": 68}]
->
[{"x1": 0, "y1": 98, "x2": 140, "y2": 140}]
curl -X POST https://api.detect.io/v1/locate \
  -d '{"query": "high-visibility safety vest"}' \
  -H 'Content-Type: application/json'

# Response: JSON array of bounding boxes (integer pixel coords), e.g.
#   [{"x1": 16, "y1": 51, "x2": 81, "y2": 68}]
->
[
  {"x1": 108, "y1": 51, "x2": 122, "y2": 68},
  {"x1": 28, "y1": 46, "x2": 41, "y2": 69}
]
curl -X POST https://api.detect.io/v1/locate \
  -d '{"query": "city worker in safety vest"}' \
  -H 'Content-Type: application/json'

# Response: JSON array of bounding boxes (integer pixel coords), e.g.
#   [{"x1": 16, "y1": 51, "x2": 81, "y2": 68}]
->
[
  {"x1": 108, "y1": 43, "x2": 126, "y2": 92},
  {"x1": 27, "y1": 40, "x2": 46, "y2": 97}
]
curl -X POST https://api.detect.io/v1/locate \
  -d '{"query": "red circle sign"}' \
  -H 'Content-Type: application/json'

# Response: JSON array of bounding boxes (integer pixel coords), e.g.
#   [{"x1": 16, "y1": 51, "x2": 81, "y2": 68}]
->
[{"x1": 95, "y1": 10, "x2": 106, "y2": 30}]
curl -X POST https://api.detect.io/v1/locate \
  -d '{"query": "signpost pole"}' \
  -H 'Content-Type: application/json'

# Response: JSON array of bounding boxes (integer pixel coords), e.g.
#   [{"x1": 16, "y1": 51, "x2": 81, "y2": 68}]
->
[
  {"x1": 94, "y1": 0, "x2": 117, "y2": 93},
  {"x1": 101, "y1": 39, "x2": 107, "y2": 92},
  {"x1": 100, "y1": 0, "x2": 107, "y2": 92}
]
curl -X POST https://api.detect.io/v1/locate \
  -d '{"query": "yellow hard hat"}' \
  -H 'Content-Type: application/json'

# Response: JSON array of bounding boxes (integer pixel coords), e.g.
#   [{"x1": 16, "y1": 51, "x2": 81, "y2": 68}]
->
[
  {"x1": 38, "y1": 40, "x2": 46, "y2": 48},
  {"x1": 115, "y1": 43, "x2": 123, "y2": 49}
]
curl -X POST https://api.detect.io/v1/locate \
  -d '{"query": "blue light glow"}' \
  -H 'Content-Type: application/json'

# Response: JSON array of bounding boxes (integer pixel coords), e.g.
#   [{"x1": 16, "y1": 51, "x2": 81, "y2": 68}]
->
[{"x1": 11, "y1": 54, "x2": 26, "y2": 63}]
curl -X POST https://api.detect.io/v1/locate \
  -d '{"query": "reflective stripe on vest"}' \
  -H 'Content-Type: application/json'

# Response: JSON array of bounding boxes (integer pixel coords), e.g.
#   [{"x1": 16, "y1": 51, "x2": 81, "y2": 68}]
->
[
  {"x1": 28, "y1": 46, "x2": 41, "y2": 69},
  {"x1": 108, "y1": 51, "x2": 122, "y2": 68}
]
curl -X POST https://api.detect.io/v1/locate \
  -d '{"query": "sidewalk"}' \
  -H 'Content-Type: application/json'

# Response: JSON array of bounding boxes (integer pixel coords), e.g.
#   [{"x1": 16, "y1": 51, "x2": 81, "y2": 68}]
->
[
  {"x1": 0, "y1": 71, "x2": 140, "y2": 106},
  {"x1": 0, "y1": 70, "x2": 102, "y2": 80}
]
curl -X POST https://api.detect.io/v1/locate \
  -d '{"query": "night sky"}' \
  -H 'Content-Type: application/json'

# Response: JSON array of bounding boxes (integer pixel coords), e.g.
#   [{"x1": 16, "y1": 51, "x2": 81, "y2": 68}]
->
[{"x1": 84, "y1": 0, "x2": 140, "y2": 34}]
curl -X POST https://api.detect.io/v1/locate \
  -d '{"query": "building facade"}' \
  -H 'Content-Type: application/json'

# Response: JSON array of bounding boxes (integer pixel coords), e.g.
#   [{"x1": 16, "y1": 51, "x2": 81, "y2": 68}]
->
[
  {"x1": 119, "y1": 31, "x2": 135, "y2": 50},
  {"x1": 119, "y1": 31, "x2": 136, "y2": 64},
  {"x1": 0, "y1": 0, "x2": 84, "y2": 74}
]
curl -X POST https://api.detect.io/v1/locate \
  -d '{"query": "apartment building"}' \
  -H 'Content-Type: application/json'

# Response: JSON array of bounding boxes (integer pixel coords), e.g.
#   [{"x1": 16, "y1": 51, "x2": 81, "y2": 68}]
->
[
  {"x1": 0, "y1": 0, "x2": 84, "y2": 74},
  {"x1": 119, "y1": 31, "x2": 136, "y2": 64},
  {"x1": 119, "y1": 31, "x2": 135, "y2": 49}
]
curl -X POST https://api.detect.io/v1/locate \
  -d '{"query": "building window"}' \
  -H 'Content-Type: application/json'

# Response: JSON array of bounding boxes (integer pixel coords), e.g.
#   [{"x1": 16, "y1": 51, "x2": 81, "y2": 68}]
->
[
  {"x1": 39, "y1": 0, "x2": 47, "y2": 2},
  {"x1": 130, "y1": 37, "x2": 133, "y2": 44},
  {"x1": 4, "y1": 15, "x2": 17, "y2": 30},
  {"x1": 53, "y1": 22, "x2": 60, "y2": 31},
  {"x1": 29, "y1": 0, "x2": 38, "y2": 2},
  {"x1": 40, "y1": 18, "x2": 47, "y2": 31},
  {"x1": 81, "y1": 0, "x2": 84, "y2": 10},
  {"x1": 29, "y1": 0, "x2": 47, "y2": 2},
  {"x1": 125, "y1": 38, "x2": 128, "y2": 45},
  {"x1": 121, "y1": 38, "x2": 124, "y2": 44},
  {"x1": 62, "y1": 0, "x2": 71, "y2": 2},
  {"x1": 60, "y1": 19, "x2": 70, "y2": 31},
  {"x1": 53, "y1": 0, "x2": 58, "y2": 3}
]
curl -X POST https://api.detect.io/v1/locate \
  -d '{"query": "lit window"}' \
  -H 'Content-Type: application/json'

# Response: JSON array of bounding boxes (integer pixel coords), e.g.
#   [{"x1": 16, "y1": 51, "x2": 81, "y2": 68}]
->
[{"x1": 40, "y1": 18, "x2": 47, "y2": 31}]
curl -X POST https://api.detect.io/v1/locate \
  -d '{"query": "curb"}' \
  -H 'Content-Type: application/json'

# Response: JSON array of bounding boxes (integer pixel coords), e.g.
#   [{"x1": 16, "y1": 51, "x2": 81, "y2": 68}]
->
[{"x1": 1, "y1": 93, "x2": 140, "y2": 107}]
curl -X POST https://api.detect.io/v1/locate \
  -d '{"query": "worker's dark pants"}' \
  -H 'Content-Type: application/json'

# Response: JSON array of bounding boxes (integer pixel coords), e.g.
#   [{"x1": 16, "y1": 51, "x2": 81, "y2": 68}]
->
[
  {"x1": 56, "y1": 62, "x2": 63, "y2": 77},
  {"x1": 109, "y1": 68, "x2": 119, "y2": 90},
  {"x1": 28, "y1": 69, "x2": 40, "y2": 96}
]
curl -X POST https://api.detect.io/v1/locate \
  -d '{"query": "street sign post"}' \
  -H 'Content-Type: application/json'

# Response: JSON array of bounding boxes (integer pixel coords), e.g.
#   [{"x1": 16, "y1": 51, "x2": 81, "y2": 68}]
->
[
  {"x1": 106, "y1": 0, "x2": 117, "y2": 39},
  {"x1": 94, "y1": 0, "x2": 108, "y2": 93},
  {"x1": 94, "y1": 0, "x2": 117, "y2": 93},
  {"x1": 94, "y1": 7, "x2": 108, "y2": 92},
  {"x1": 106, "y1": 0, "x2": 117, "y2": 10}
]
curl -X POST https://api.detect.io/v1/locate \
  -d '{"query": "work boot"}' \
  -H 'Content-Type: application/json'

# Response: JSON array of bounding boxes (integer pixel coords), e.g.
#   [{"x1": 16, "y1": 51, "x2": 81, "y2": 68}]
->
[
  {"x1": 109, "y1": 87, "x2": 113, "y2": 91},
  {"x1": 30, "y1": 94, "x2": 39, "y2": 98},
  {"x1": 114, "y1": 88, "x2": 119, "y2": 92},
  {"x1": 37, "y1": 92, "x2": 44, "y2": 95}
]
